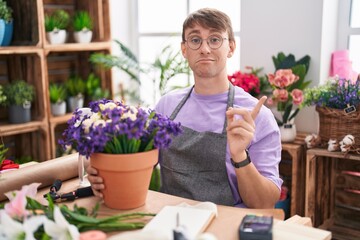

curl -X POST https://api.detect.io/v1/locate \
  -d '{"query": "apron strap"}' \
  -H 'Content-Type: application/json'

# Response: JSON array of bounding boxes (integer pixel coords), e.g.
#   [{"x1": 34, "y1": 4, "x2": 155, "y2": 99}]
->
[{"x1": 170, "y1": 83, "x2": 235, "y2": 134}]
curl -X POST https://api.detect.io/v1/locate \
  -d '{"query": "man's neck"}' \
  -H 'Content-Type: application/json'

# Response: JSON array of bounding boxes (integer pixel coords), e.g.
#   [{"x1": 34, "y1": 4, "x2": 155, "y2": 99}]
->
[{"x1": 193, "y1": 77, "x2": 230, "y2": 95}]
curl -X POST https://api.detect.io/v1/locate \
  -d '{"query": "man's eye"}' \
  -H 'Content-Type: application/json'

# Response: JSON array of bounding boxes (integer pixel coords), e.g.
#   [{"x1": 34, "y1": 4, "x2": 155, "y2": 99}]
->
[
  {"x1": 190, "y1": 38, "x2": 201, "y2": 44},
  {"x1": 209, "y1": 37, "x2": 221, "y2": 43}
]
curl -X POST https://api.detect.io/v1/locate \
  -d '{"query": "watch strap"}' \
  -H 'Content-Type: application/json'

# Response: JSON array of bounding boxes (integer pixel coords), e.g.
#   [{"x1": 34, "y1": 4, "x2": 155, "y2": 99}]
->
[{"x1": 230, "y1": 150, "x2": 251, "y2": 168}]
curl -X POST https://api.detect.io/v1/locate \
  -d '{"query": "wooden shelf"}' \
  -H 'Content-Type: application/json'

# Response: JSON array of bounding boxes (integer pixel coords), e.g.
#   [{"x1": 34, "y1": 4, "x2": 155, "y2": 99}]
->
[
  {"x1": 0, "y1": 47, "x2": 42, "y2": 55},
  {"x1": 305, "y1": 148, "x2": 360, "y2": 231},
  {"x1": 281, "y1": 142, "x2": 306, "y2": 217},
  {"x1": 49, "y1": 113, "x2": 73, "y2": 125},
  {"x1": 0, "y1": 120, "x2": 47, "y2": 136},
  {"x1": 44, "y1": 41, "x2": 112, "y2": 53},
  {"x1": 0, "y1": 0, "x2": 112, "y2": 161}
]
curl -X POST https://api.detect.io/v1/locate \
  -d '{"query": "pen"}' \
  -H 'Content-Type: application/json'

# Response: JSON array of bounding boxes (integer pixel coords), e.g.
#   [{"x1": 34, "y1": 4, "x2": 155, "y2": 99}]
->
[{"x1": 173, "y1": 212, "x2": 191, "y2": 240}]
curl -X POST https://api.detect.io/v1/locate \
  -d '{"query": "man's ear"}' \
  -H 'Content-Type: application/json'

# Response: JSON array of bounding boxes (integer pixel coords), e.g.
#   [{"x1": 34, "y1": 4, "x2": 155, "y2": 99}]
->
[
  {"x1": 228, "y1": 40, "x2": 236, "y2": 58},
  {"x1": 181, "y1": 42, "x2": 187, "y2": 58}
]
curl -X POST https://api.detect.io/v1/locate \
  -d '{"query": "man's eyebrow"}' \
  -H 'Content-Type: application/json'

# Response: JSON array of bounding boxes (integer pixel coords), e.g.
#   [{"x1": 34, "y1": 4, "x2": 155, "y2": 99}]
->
[{"x1": 186, "y1": 30, "x2": 201, "y2": 36}]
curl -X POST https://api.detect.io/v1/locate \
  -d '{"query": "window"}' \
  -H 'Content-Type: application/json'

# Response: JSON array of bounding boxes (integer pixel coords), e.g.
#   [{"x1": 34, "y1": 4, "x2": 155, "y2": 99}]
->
[
  {"x1": 136, "y1": 0, "x2": 241, "y2": 106},
  {"x1": 338, "y1": 0, "x2": 360, "y2": 72}
]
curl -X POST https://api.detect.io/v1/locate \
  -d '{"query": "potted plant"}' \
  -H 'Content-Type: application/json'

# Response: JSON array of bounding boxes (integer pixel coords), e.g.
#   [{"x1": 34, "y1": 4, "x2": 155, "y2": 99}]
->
[
  {"x1": 49, "y1": 83, "x2": 67, "y2": 116},
  {"x1": 45, "y1": 9, "x2": 70, "y2": 44},
  {"x1": 0, "y1": 0, "x2": 13, "y2": 46},
  {"x1": 85, "y1": 73, "x2": 110, "y2": 102},
  {"x1": 266, "y1": 52, "x2": 311, "y2": 142},
  {"x1": 2, "y1": 80, "x2": 35, "y2": 124},
  {"x1": 59, "y1": 99, "x2": 182, "y2": 209},
  {"x1": 65, "y1": 76, "x2": 86, "y2": 112},
  {"x1": 90, "y1": 40, "x2": 142, "y2": 104},
  {"x1": 73, "y1": 10, "x2": 93, "y2": 43},
  {"x1": 0, "y1": 85, "x2": 6, "y2": 105},
  {"x1": 302, "y1": 76, "x2": 360, "y2": 145}
]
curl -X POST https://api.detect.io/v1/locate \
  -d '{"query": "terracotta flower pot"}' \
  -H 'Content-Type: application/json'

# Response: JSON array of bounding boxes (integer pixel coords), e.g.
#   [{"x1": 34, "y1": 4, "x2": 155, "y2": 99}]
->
[{"x1": 90, "y1": 149, "x2": 159, "y2": 210}]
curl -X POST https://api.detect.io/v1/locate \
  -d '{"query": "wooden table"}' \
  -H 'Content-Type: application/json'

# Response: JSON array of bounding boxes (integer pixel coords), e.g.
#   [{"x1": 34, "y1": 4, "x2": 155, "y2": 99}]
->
[{"x1": 36, "y1": 178, "x2": 331, "y2": 240}]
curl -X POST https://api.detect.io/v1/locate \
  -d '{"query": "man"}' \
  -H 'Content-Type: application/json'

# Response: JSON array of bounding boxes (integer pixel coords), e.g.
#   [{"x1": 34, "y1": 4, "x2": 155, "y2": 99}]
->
[{"x1": 88, "y1": 8, "x2": 282, "y2": 208}]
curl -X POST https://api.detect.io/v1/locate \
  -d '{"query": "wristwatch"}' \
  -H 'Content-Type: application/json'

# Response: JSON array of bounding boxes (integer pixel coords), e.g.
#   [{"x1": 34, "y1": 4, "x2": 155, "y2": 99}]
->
[{"x1": 230, "y1": 150, "x2": 251, "y2": 168}]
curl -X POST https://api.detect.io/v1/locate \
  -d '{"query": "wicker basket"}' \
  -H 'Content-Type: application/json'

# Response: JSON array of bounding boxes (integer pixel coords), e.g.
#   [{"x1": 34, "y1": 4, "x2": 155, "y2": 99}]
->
[{"x1": 316, "y1": 106, "x2": 360, "y2": 143}]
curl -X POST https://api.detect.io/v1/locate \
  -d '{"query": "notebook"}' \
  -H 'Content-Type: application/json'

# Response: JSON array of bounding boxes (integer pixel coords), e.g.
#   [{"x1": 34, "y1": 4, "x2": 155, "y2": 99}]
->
[{"x1": 142, "y1": 203, "x2": 217, "y2": 239}]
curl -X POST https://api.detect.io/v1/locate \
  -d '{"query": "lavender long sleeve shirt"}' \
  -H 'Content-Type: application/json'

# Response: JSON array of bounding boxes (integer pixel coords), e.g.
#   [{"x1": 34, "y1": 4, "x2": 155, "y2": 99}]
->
[{"x1": 155, "y1": 86, "x2": 283, "y2": 207}]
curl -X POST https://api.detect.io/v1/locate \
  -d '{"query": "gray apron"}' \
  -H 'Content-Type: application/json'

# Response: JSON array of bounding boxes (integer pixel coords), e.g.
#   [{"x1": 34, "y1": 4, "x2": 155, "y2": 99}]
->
[{"x1": 160, "y1": 84, "x2": 235, "y2": 206}]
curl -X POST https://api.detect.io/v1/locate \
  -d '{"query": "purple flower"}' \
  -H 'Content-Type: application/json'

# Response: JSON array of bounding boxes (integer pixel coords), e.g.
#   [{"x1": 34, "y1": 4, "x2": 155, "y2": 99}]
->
[{"x1": 59, "y1": 100, "x2": 182, "y2": 158}]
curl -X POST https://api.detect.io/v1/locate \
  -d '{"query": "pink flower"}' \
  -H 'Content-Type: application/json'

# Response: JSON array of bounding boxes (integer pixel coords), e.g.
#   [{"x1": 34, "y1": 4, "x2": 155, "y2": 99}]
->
[
  {"x1": 273, "y1": 89, "x2": 289, "y2": 102},
  {"x1": 4, "y1": 183, "x2": 42, "y2": 220},
  {"x1": 228, "y1": 70, "x2": 261, "y2": 97},
  {"x1": 291, "y1": 89, "x2": 304, "y2": 105},
  {"x1": 267, "y1": 69, "x2": 299, "y2": 88}
]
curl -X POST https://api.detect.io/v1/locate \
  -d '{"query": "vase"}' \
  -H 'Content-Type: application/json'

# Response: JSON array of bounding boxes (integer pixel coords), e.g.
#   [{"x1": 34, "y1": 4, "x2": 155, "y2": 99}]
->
[
  {"x1": 8, "y1": 103, "x2": 31, "y2": 124},
  {"x1": 67, "y1": 95, "x2": 84, "y2": 112},
  {"x1": 74, "y1": 30, "x2": 93, "y2": 43},
  {"x1": 279, "y1": 123, "x2": 297, "y2": 143},
  {"x1": 90, "y1": 149, "x2": 159, "y2": 210},
  {"x1": 51, "y1": 101, "x2": 66, "y2": 116}
]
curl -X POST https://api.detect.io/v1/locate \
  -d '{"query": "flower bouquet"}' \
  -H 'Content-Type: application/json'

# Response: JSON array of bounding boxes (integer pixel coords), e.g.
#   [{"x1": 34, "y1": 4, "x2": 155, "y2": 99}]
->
[
  {"x1": 0, "y1": 183, "x2": 155, "y2": 239},
  {"x1": 267, "y1": 52, "x2": 311, "y2": 127},
  {"x1": 228, "y1": 66, "x2": 270, "y2": 98},
  {"x1": 302, "y1": 76, "x2": 360, "y2": 144},
  {"x1": 60, "y1": 99, "x2": 182, "y2": 209},
  {"x1": 60, "y1": 99, "x2": 182, "y2": 158}
]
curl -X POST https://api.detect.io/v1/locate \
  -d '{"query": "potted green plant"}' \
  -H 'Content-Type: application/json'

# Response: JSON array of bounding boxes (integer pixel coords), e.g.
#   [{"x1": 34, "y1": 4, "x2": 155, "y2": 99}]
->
[
  {"x1": 0, "y1": 0, "x2": 13, "y2": 46},
  {"x1": 2, "y1": 80, "x2": 35, "y2": 124},
  {"x1": 85, "y1": 73, "x2": 110, "y2": 102},
  {"x1": 65, "y1": 76, "x2": 86, "y2": 112},
  {"x1": 45, "y1": 9, "x2": 70, "y2": 44},
  {"x1": 49, "y1": 83, "x2": 67, "y2": 116},
  {"x1": 90, "y1": 40, "x2": 142, "y2": 104},
  {"x1": 73, "y1": 10, "x2": 93, "y2": 43},
  {"x1": 0, "y1": 85, "x2": 6, "y2": 105}
]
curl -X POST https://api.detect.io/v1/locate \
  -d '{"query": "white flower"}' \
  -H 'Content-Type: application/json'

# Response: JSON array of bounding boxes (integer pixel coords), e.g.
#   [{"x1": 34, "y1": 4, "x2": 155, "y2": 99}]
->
[
  {"x1": 342, "y1": 134, "x2": 355, "y2": 145},
  {"x1": 0, "y1": 210, "x2": 46, "y2": 240},
  {"x1": 121, "y1": 106, "x2": 138, "y2": 121},
  {"x1": 74, "y1": 108, "x2": 93, "y2": 128},
  {"x1": 44, "y1": 207, "x2": 80, "y2": 240},
  {"x1": 99, "y1": 102, "x2": 117, "y2": 111}
]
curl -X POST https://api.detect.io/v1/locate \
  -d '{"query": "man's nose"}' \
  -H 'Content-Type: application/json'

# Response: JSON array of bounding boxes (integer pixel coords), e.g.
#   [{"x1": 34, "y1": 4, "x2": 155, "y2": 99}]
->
[{"x1": 199, "y1": 39, "x2": 211, "y2": 52}]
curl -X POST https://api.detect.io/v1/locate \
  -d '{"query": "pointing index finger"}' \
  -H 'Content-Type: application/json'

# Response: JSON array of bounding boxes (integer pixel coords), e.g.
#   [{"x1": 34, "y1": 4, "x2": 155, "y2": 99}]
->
[{"x1": 251, "y1": 96, "x2": 267, "y2": 120}]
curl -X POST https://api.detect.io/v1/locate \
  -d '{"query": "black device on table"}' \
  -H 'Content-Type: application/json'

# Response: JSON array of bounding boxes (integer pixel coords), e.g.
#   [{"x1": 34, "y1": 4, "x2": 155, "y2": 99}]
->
[
  {"x1": 43, "y1": 179, "x2": 94, "y2": 202},
  {"x1": 239, "y1": 214, "x2": 273, "y2": 240}
]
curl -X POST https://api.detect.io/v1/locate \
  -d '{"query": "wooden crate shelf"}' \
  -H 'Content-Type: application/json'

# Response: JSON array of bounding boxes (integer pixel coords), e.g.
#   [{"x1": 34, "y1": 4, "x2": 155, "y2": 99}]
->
[
  {"x1": 1, "y1": 129, "x2": 50, "y2": 163},
  {"x1": 6, "y1": 0, "x2": 44, "y2": 47},
  {"x1": 0, "y1": 0, "x2": 112, "y2": 161},
  {"x1": 305, "y1": 148, "x2": 360, "y2": 239},
  {"x1": 281, "y1": 141, "x2": 306, "y2": 217},
  {"x1": 43, "y1": 0, "x2": 111, "y2": 45}
]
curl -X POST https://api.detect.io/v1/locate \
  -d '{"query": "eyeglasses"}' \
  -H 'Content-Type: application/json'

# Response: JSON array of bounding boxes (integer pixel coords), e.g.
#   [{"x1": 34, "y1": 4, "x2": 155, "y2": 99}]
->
[{"x1": 184, "y1": 35, "x2": 228, "y2": 50}]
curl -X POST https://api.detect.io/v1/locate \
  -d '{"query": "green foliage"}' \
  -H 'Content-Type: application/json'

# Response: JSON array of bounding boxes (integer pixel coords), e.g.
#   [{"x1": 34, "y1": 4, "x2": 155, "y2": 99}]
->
[
  {"x1": 0, "y1": 143, "x2": 8, "y2": 163},
  {"x1": 45, "y1": 9, "x2": 70, "y2": 32},
  {"x1": 149, "y1": 166, "x2": 161, "y2": 191},
  {"x1": 0, "y1": 0, "x2": 13, "y2": 23},
  {"x1": 73, "y1": 11, "x2": 93, "y2": 31},
  {"x1": 302, "y1": 78, "x2": 360, "y2": 109},
  {"x1": 3, "y1": 80, "x2": 35, "y2": 106},
  {"x1": 65, "y1": 76, "x2": 86, "y2": 97},
  {"x1": 90, "y1": 40, "x2": 142, "y2": 103},
  {"x1": 0, "y1": 85, "x2": 6, "y2": 104},
  {"x1": 90, "y1": 40, "x2": 141, "y2": 84},
  {"x1": 49, "y1": 83, "x2": 67, "y2": 103},
  {"x1": 85, "y1": 73, "x2": 110, "y2": 100},
  {"x1": 150, "y1": 45, "x2": 190, "y2": 96}
]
